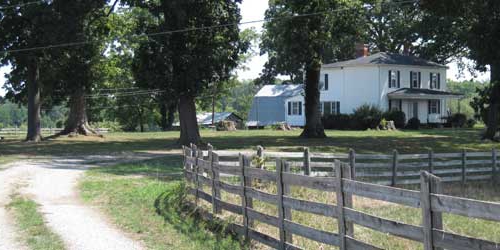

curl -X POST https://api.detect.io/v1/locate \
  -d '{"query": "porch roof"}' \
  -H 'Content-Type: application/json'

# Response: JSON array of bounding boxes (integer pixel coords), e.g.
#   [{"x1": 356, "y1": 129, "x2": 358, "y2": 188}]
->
[{"x1": 388, "y1": 88, "x2": 463, "y2": 100}]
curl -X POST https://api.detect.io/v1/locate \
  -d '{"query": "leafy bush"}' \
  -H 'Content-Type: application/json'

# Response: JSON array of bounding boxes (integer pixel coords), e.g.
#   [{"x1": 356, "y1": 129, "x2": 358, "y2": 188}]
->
[
  {"x1": 379, "y1": 118, "x2": 388, "y2": 129},
  {"x1": 322, "y1": 114, "x2": 352, "y2": 130},
  {"x1": 383, "y1": 110, "x2": 406, "y2": 129},
  {"x1": 466, "y1": 118, "x2": 477, "y2": 128},
  {"x1": 450, "y1": 113, "x2": 467, "y2": 128},
  {"x1": 352, "y1": 104, "x2": 383, "y2": 130},
  {"x1": 406, "y1": 117, "x2": 420, "y2": 130}
]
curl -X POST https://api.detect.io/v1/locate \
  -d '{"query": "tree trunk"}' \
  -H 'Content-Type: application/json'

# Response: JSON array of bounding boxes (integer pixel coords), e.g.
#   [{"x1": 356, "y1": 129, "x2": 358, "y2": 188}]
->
[
  {"x1": 160, "y1": 102, "x2": 168, "y2": 131},
  {"x1": 26, "y1": 59, "x2": 42, "y2": 142},
  {"x1": 167, "y1": 102, "x2": 176, "y2": 130},
  {"x1": 300, "y1": 60, "x2": 327, "y2": 138},
  {"x1": 179, "y1": 94, "x2": 201, "y2": 146},
  {"x1": 61, "y1": 85, "x2": 98, "y2": 136},
  {"x1": 483, "y1": 63, "x2": 500, "y2": 141}
]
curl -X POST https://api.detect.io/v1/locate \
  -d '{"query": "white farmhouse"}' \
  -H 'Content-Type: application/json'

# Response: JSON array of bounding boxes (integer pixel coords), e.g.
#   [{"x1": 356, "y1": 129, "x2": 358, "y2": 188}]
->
[{"x1": 247, "y1": 52, "x2": 462, "y2": 127}]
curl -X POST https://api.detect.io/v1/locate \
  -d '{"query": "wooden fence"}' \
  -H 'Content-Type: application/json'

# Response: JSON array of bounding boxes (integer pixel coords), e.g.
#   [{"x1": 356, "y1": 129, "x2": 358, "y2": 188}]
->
[
  {"x1": 183, "y1": 144, "x2": 500, "y2": 250},
  {"x1": 201, "y1": 146, "x2": 499, "y2": 186}
]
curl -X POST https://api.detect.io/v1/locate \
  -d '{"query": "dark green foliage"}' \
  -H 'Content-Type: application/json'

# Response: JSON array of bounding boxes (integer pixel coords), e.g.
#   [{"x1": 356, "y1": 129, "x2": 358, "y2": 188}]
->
[
  {"x1": 352, "y1": 104, "x2": 383, "y2": 130},
  {"x1": 449, "y1": 113, "x2": 467, "y2": 128},
  {"x1": 383, "y1": 110, "x2": 406, "y2": 129},
  {"x1": 406, "y1": 117, "x2": 420, "y2": 130},
  {"x1": 322, "y1": 114, "x2": 353, "y2": 130},
  {"x1": 471, "y1": 84, "x2": 500, "y2": 127},
  {"x1": 466, "y1": 119, "x2": 477, "y2": 129}
]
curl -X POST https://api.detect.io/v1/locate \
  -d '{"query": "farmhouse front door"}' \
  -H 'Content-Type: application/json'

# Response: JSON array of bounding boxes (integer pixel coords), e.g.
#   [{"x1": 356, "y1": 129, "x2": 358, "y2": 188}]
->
[{"x1": 412, "y1": 102, "x2": 418, "y2": 119}]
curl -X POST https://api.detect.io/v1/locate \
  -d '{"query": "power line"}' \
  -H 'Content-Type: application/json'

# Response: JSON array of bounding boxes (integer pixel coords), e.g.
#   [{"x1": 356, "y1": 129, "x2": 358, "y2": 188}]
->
[
  {"x1": 0, "y1": 0, "x2": 45, "y2": 10},
  {"x1": 0, "y1": 0, "x2": 419, "y2": 54}
]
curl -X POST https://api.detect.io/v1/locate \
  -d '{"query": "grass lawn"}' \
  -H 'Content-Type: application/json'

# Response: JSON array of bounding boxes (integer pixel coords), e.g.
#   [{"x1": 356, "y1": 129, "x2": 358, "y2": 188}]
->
[
  {"x1": 79, "y1": 156, "x2": 244, "y2": 250},
  {"x1": 80, "y1": 153, "x2": 500, "y2": 250},
  {"x1": 7, "y1": 195, "x2": 65, "y2": 250},
  {"x1": 0, "y1": 128, "x2": 499, "y2": 158}
]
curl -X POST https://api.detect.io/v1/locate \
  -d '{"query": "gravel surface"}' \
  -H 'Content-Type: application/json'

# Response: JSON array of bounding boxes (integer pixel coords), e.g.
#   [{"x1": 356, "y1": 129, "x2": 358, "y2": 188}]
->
[
  {"x1": 0, "y1": 158, "x2": 146, "y2": 250},
  {"x1": 0, "y1": 165, "x2": 29, "y2": 250}
]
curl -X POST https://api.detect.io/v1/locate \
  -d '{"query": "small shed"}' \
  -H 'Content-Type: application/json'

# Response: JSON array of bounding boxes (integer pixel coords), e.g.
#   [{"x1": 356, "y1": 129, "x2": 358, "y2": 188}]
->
[
  {"x1": 197, "y1": 112, "x2": 243, "y2": 128},
  {"x1": 247, "y1": 84, "x2": 304, "y2": 128}
]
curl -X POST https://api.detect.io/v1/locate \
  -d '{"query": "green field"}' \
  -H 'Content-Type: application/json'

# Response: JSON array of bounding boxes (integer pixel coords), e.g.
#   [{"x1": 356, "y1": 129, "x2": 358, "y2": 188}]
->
[{"x1": 0, "y1": 128, "x2": 498, "y2": 158}]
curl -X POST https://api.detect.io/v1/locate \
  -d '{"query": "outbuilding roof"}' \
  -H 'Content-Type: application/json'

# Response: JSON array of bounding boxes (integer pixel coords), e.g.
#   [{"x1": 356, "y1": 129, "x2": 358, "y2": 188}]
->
[
  {"x1": 255, "y1": 84, "x2": 304, "y2": 97},
  {"x1": 197, "y1": 112, "x2": 242, "y2": 125},
  {"x1": 322, "y1": 52, "x2": 447, "y2": 69}
]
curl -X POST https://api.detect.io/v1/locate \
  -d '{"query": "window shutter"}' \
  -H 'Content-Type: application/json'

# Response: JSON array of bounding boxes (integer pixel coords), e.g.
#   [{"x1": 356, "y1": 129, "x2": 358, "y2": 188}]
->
[
  {"x1": 438, "y1": 100, "x2": 441, "y2": 114},
  {"x1": 410, "y1": 71, "x2": 413, "y2": 88},
  {"x1": 299, "y1": 102, "x2": 302, "y2": 115},
  {"x1": 437, "y1": 73, "x2": 441, "y2": 89},
  {"x1": 325, "y1": 74, "x2": 329, "y2": 90},
  {"x1": 428, "y1": 100, "x2": 431, "y2": 114},
  {"x1": 336, "y1": 102, "x2": 340, "y2": 114},
  {"x1": 429, "y1": 73, "x2": 433, "y2": 89},
  {"x1": 397, "y1": 71, "x2": 400, "y2": 88},
  {"x1": 418, "y1": 72, "x2": 421, "y2": 88},
  {"x1": 388, "y1": 70, "x2": 392, "y2": 87},
  {"x1": 389, "y1": 100, "x2": 392, "y2": 110},
  {"x1": 288, "y1": 102, "x2": 291, "y2": 115},
  {"x1": 399, "y1": 100, "x2": 402, "y2": 110}
]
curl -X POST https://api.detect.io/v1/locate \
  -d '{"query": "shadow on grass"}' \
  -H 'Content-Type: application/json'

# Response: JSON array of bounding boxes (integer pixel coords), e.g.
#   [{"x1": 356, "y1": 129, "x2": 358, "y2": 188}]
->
[
  {"x1": 0, "y1": 128, "x2": 496, "y2": 157},
  {"x1": 154, "y1": 182, "x2": 246, "y2": 250}
]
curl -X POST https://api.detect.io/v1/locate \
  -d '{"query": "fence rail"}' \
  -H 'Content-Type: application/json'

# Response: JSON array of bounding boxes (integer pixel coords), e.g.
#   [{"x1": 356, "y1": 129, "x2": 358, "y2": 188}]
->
[
  {"x1": 183, "y1": 144, "x2": 500, "y2": 250},
  {"x1": 199, "y1": 146, "x2": 499, "y2": 186}
]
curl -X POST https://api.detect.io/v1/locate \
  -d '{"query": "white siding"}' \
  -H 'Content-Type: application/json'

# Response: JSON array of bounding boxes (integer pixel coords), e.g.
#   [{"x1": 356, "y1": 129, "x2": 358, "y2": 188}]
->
[{"x1": 285, "y1": 95, "x2": 305, "y2": 126}]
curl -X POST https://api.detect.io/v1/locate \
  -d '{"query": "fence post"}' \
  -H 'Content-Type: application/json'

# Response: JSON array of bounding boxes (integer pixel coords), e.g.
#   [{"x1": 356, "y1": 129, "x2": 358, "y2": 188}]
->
[
  {"x1": 492, "y1": 148, "x2": 497, "y2": 182},
  {"x1": 244, "y1": 155, "x2": 254, "y2": 228},
  {"x1": 209, "y1": 150, "x2": 221, "y2": 214},
  {"x1": 420, "y1": 171, "x2": 433, "y2": 250},
  {"x1": 239, "y1": 154, "x2": 250, "y2": 242},
  {"x1": 335, "y1": 160, "x2": 347, "y2": 250},
  {"x1": 344, "y1": 162, "x2": 354, "y2": 237},
  {"x1": 392, "y1": 150, "x2": 399, "y2": 186},
  {"x1": 283, "y1": 162, "x2": 293, "y2": 243},
  {"x1": 276, "y1": 158, "x2": 286, "y2": 250},
  {"x1": 420, "y1": 171, "x2": 442, "y2": 250},
  {"x1": 428, "y1": 149, "x2": 434, "y2": 174},
  {"x1": 349, "y1": 148, "x2": 356, "y2": 179},
  {"x1": 304, "y1": 147, "x2": 311, "y2": 176},
  {"x1": 461, "y1": 149, "x2": 467, "y2": 186},
  {"x1": 429, "y1": 174, "x2": 443, "y2": 250},
  {"x1": 190, "y1": 144, "x2": 199, "y2": 205},
  {"x1": 257, "y1": 145, "x2": 264, "y2": 169}
]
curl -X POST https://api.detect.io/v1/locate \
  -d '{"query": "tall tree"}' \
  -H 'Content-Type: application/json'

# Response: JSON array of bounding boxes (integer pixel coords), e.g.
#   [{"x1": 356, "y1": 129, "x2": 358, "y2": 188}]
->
[
  {"x1": 131, "y1": 0, "x2": 247, "y2": 145},
  {"x1": 423, "y1": 0, "x2": 500, "y2": 140},
  {"x1": 261, "y1": 0, "x2": 364, "y2": 138},
  {"x1": 0, "y1": 1, "x2": 62, "y2": 141}
]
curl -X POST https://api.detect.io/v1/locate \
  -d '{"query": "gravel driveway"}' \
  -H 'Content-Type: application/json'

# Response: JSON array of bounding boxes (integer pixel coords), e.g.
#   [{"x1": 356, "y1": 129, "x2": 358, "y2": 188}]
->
[{"x1": 0, "y1": 157, "x2": 146, "y2": 250}]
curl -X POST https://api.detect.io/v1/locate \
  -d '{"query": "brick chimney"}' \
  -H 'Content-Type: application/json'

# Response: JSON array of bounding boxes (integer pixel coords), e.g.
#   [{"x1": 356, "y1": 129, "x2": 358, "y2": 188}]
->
[{"x1": 355, "y1": 43, "x2": 369, "y2": 58}]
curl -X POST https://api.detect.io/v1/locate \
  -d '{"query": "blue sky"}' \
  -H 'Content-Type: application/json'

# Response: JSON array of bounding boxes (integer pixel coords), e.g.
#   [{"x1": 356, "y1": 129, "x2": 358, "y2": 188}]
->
[{"x1": 0, "y1": 0, "x2": 489, "y2": 97}]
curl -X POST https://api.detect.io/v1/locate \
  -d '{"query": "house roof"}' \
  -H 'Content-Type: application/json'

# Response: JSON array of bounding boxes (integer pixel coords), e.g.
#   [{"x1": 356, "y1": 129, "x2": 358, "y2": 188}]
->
[
  {"x1": 322, "y1": 52, "x2": 447, "y2": 69},
  {"x1": 197, "y1": 112, "x2": 242, "y2": 125},
  {"x1": 388, "y1": 88, "x2": 463, "y2": 99},
  {"x1": 255, "y1": 84, "x2": 303, "y2": 97}
]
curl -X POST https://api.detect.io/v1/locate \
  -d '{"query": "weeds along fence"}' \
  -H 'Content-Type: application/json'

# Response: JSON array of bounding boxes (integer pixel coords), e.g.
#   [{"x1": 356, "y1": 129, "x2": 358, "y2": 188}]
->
[
  {"x1": 183, "y1": 144, "x2": 500, "y2": 250},
  {"x1": 202, "y1": 146, "x2": 499, "y2": 186}
]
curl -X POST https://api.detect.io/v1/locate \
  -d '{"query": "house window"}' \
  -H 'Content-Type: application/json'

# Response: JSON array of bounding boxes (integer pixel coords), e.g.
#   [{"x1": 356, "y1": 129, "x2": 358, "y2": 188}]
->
[
  {"x1": 428, "y1": 100, "x2": 441, "y2": 114},
  {"x1": 389, "y1": 100, "x2": 402, "y2": 111},
  {"x1": 320, "y1": 74, "x2": 329, "y2": 91},
  {"x1": 320, "y1": 101, "x2": 340, "y2": 115},
  {"x1": 389, "y1": 70, "x2": 400, "y2": 88},
  {"x1": 411, "y1": 71, "x2": 421, "y2": 88},
  {"x1": 430, "y1": 72, "x2": 440, "y2": 89},
  {"x1": 288, "y1": 101, "x2": 302, "y2": 116}
]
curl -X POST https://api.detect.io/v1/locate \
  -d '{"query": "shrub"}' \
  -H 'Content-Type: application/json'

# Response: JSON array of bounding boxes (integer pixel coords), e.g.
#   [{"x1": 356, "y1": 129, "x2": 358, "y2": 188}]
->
[
  {"x1": 466, "y1": 118, "x2": 477, "y2": 128},
  {"x1": 322, "y1": 114, "x2": 352, "y2": 130},
  {"x1": 383, "y1": 110, "x2": 406, "y2": 129},
  {"x1": 406, "y1": 117, "x2": 420, "y2": 130},
  {"x1": 450, "y1": 113, "x2": 467, "y2": 128},
  {"x1": 379, "y1": 118, "x2": 388, "y2": 130},
  {"x1": 352, "y1": 104, "x2": 383, "y2": 130}
]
